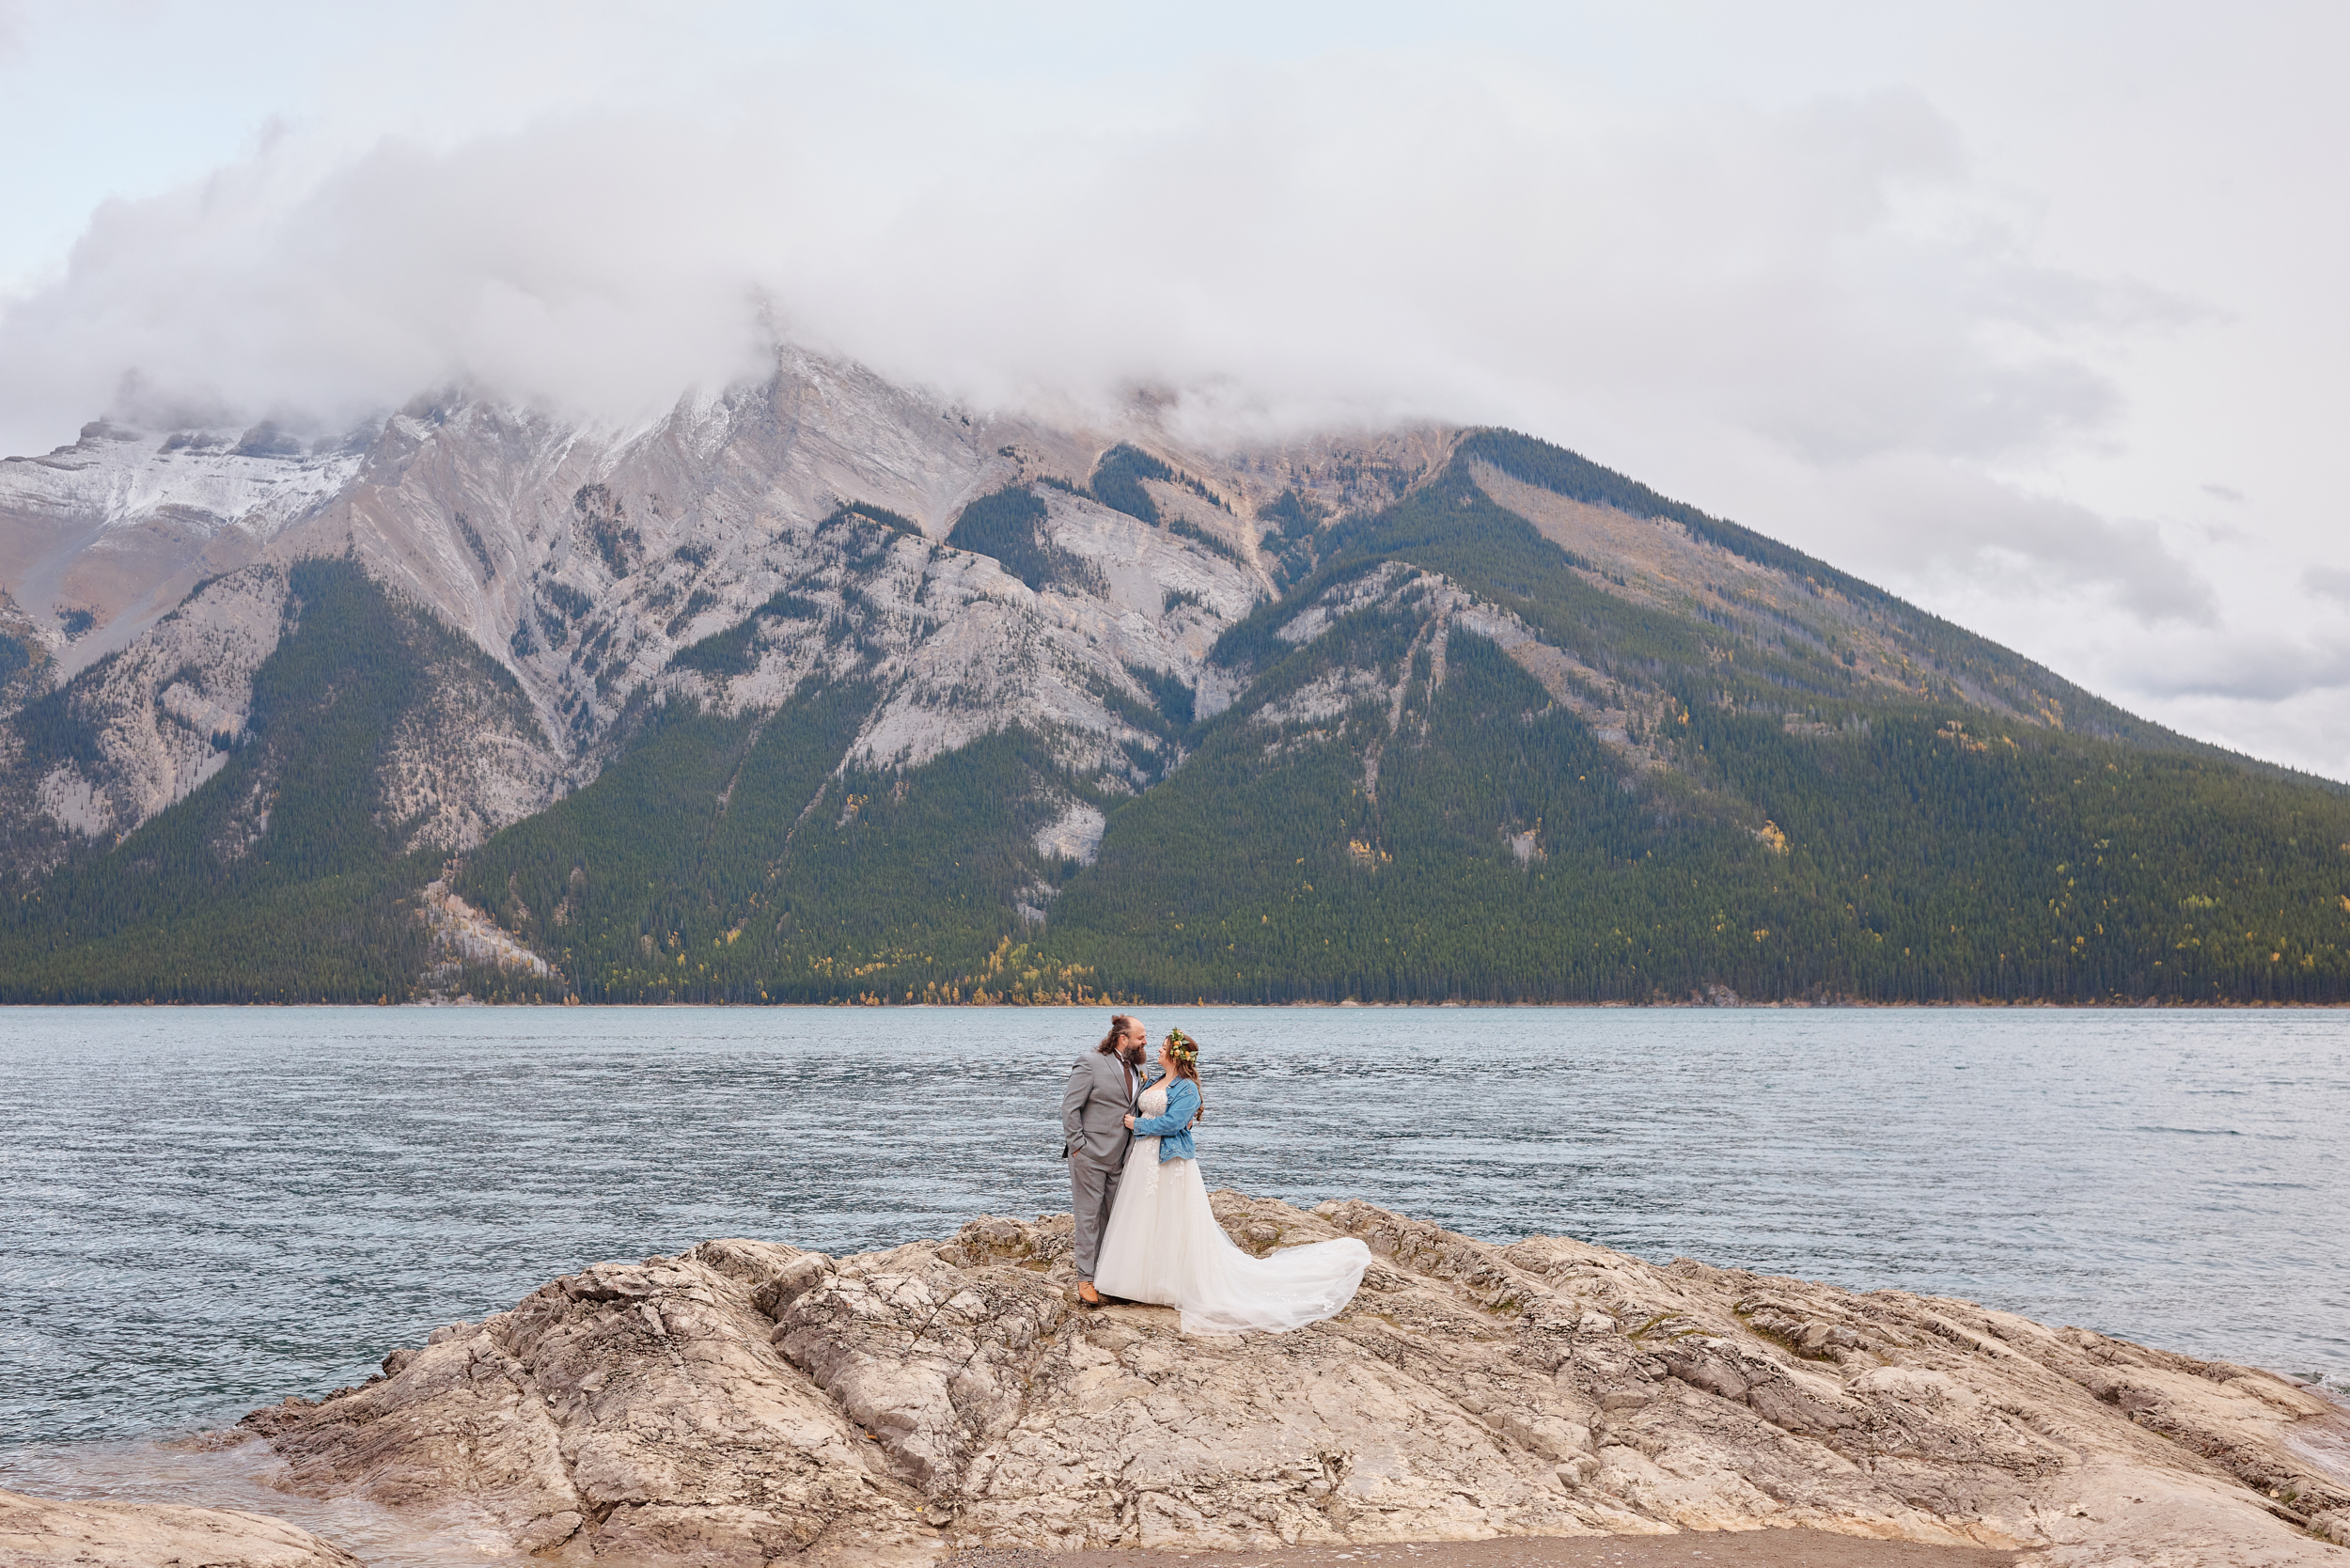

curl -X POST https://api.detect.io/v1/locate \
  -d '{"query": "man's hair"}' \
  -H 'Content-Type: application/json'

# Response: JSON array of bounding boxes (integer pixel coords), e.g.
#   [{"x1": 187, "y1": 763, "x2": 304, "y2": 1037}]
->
[{"x1": 1096, "y1": 1013, "x2": 1139, "y2": 1055}]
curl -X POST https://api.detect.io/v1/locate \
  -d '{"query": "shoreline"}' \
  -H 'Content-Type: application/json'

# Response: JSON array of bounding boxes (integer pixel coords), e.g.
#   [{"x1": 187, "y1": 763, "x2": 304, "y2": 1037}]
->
[
  {"x1": 940, "y1": 1532, "x2": 2033, "y2": 1567},
  {"x1": 8, "y1": 996, "x2": 2350, "y2": 1009}
]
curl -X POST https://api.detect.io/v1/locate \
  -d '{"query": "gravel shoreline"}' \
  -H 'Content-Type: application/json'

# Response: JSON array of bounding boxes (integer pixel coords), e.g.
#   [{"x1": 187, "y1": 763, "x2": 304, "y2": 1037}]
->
[{"x1": 943, "y1": 1529, "x2": 2029, "y2": 1567}]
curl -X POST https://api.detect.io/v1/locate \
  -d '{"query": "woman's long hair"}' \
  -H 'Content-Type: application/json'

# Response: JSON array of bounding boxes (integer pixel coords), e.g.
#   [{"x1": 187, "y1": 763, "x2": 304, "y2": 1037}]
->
[
  {"x1": 1164, "y1": 1028, "x2": 1204, "y2": 1121},
  {"x1": 1097, "y1": 1013, "x2": 1138, "y2": 1055}
]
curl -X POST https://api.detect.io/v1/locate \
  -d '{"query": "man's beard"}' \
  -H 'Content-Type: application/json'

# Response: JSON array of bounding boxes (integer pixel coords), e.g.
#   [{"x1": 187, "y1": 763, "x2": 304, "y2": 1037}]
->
[{"x1": 1118, "y1": 1041, "x2": 1146, "y2": 1065}]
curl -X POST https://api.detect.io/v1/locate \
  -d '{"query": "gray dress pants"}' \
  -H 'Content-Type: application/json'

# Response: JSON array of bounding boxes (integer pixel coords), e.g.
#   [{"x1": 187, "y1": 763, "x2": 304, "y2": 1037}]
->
[{"x1": 1070, "y1": 1153, "x2": 1122, "y2": 1282}]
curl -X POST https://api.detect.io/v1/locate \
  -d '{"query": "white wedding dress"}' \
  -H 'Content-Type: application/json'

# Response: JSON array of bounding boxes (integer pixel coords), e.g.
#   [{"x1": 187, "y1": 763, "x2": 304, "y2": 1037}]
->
[{"x1": 1092, "y1": 1080, "x2": 1371, "y2": 1335}]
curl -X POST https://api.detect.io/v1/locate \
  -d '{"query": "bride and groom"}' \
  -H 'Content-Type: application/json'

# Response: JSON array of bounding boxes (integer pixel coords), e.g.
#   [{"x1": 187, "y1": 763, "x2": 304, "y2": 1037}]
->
[{"x1": 1060, "y1": 1013, "x2": 1371, "y2": 1335}]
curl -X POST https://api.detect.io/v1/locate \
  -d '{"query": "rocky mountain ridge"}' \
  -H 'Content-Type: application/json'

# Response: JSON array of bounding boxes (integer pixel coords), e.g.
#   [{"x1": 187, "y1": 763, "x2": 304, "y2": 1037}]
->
[
  {"x1": 0, "y1": 353, "x2": 1443, "y2": 878},
  {"x1": 6, "y1": 350, "x2": 2348, "y2": 1004},
  {"x1": 1, "y1": 346, "x2": 2163, "y2": 884}
]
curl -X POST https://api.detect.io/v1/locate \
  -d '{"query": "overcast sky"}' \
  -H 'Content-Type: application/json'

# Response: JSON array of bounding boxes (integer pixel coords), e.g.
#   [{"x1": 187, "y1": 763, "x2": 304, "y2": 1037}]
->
[{"x1": 2, "y1": 1, "x2": 2344, "y2": 778}]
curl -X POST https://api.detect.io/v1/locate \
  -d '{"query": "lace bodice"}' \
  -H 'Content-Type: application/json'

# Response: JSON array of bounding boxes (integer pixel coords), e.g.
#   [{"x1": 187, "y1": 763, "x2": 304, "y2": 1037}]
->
[{"x1": 1139, "y1": 1081, "x2": 1168, "y2": 1117}]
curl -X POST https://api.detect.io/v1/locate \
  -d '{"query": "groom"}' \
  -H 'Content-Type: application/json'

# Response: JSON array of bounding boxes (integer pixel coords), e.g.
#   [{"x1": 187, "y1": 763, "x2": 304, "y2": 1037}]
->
[{"x1": 1062, "y1": 1013, "x2": 1148, "y2": 1309}]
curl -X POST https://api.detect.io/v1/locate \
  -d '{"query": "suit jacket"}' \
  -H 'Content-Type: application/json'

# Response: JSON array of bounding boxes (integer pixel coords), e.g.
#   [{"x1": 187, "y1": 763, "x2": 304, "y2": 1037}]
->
[{"x1": 1061, "y1": 1051, "x2": 1143, "y2": 1166}]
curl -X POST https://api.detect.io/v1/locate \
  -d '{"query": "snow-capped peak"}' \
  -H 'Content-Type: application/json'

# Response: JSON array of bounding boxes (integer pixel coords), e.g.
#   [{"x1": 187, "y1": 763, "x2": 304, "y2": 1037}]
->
[{"x1": 0, "y1": 417, "x2": 372, "y2": 538}]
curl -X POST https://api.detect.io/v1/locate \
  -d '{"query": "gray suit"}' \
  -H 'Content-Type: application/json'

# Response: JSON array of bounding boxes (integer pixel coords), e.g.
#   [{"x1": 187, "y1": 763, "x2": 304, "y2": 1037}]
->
[{"x1": 1061, "y1": 1051, "x2": 1138, "y2": 1283}]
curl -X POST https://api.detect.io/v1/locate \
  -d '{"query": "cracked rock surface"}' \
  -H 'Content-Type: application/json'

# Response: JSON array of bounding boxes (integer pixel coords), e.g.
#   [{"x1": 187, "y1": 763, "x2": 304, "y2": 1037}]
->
[{"x1": 239, "y1": 1198, "x2": 2350, "y2": 1566}]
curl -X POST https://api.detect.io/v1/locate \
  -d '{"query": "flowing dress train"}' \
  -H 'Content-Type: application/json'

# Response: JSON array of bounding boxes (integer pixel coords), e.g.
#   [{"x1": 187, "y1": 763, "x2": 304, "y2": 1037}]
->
[{"x1": 1092, "y1": 1080, "x2": 1371, "y2": 1334}]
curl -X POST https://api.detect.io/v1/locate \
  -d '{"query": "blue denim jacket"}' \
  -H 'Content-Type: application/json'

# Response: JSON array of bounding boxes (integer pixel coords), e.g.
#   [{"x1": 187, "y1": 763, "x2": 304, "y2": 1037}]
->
[{"x1": 1131, "y1": 1075, "x2": 1200, "y2": 1162}]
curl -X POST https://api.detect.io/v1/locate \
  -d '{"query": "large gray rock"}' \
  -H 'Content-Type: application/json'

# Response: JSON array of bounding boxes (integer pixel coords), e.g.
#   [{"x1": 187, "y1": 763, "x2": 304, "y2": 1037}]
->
[
  {"x1": 242, "y1": 1198, "x2": 2350, "y2": 1566},
  {"x1": 0, "y1": 1486, "x2": 361, "y2": 1567}
]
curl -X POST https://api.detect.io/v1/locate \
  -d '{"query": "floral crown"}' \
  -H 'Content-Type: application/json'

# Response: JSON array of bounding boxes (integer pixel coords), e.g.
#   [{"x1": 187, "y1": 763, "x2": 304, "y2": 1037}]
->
[{"x1": 1164, "y1": 1028, "x2": 1198, "y2": 1064}]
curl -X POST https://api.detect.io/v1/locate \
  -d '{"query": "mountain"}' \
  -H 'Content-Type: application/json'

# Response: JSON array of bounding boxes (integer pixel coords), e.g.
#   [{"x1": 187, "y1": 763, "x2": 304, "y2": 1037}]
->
[{"x1": 3, "y1": 353, "x2": 2345, "y2": 1004}]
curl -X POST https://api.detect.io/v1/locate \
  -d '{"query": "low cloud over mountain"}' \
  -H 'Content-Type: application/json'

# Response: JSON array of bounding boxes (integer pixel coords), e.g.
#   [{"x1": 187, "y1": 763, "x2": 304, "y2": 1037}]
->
[{"x1": 0, "y1": 5, "x2": 2342, "y2": 776}]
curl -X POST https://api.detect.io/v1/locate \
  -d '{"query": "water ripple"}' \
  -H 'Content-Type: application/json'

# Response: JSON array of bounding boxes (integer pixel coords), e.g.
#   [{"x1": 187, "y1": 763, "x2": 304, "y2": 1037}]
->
[{"x1": 0, "y1": 1004, "x2": 2343, "y2": 1456}]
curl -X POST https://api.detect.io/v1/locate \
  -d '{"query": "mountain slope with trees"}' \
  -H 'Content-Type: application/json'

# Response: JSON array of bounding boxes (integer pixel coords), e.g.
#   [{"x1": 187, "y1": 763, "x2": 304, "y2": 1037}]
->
[
  {"x1": 0, "y1": 559, "x2": 536, "y2": 1001},
  {"x1": 2, "y1": 384, "x2": 2343, "y2": 1004}
]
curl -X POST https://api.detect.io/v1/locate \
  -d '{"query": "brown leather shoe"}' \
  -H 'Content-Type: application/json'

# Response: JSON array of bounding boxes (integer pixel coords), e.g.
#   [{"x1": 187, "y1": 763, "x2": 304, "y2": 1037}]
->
[{"x1": 1076, "y1": 1281, "x2": 1104, "y2": 1309}]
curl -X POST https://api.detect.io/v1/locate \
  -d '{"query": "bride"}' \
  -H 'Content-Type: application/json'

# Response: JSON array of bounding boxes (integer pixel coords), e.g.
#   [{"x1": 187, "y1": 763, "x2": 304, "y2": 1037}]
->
[{"x1": 1092, "y1": 1028, "x2": 1371, "y2": 1335}]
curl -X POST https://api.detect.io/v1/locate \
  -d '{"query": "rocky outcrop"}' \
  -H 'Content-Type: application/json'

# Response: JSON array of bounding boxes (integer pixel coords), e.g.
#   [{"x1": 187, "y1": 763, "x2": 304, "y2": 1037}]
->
[
  {"x1": 0, "y1": 564, "x2": 290, "y2": 874},
  {"x1": 238, "y1": 1198, "x2": 2350, "y2": 1566},
  {"x1": 417, "y1": 877, "x2": 559, "y2": 988},
  {"x1": 0, "y1": 555, "x2": 562, "y2": 882},
  {"x1": 1254, "y1": 560, "x2": 1682, "y2": 787},
  {"x1": 0, "y1": 1486, "x2": 361, "y2": 1567}
]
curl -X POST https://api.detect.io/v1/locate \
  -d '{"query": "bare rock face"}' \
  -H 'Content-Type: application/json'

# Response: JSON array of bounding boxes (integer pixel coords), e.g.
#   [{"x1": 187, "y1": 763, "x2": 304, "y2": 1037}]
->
[
  {"x1": 0, "y1": 1485, "x2": 362, "y2": 1567},
  {"x1": 0, "y1": 352, "x2": 1409, "y2": 886},
  {"x1": 242, "y1": 1239, "x2": 938, "y2": 1567},
  {"x1": 241, "y1": 1199, "x2": 2350, "y2": 1567}
]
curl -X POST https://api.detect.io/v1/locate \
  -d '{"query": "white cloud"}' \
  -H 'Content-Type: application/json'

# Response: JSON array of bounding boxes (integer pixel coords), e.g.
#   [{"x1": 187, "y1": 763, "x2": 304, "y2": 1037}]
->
[
  {"x1": 0, "y1": 56, "x2": 2154, "y2": 467},
  {"x1": 2306, "y1": 566, "x2": 2350, "y2": 607},
  {"x1": 0, "y1": 7, "x2": 2342, "y2": 778},
  {"x1": 2126, "y1": 635, "x2": 2350, "y2": 706},
  {"x1": 1792, "y1": 454, "x2": 2217, "y2": 628}
]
